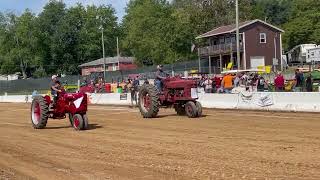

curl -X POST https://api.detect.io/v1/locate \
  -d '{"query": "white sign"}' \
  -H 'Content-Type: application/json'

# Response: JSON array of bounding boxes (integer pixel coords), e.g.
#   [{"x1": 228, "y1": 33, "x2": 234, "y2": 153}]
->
[{"x1": 191, "y1": 88, "x2": 198, "y2": 99}]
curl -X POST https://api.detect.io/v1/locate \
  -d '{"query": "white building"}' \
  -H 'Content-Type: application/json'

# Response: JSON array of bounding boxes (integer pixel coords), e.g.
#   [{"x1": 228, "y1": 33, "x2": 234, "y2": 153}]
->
[
  {"x1": 287, "y1": 44, "x2": 317, "y2": 64},
  {"x1": 0, "y1": 74, "x2": 19, "y2": 81},
  {"x1": 307, "y1": 47, "x2": 320, "y2": 63}
]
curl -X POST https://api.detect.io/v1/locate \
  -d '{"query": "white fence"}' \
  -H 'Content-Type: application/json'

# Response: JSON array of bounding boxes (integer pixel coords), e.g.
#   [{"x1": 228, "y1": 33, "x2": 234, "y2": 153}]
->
[{"x1": 1, "y1": 92, "x2": 320, "y2": 112}]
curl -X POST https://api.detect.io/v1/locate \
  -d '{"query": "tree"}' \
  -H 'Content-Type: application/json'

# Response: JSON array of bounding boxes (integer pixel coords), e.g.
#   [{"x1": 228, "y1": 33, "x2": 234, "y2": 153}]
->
[
  {"x1": 251, "y1": 0, "x2": 293, "y2": 25},
  {"x1": 283, "y1": 0, "x2": 320, "y2": 50}
]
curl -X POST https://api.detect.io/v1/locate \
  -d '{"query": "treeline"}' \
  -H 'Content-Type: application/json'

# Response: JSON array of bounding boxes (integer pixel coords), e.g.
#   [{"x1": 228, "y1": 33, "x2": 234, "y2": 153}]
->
[{"x1": 0, "y1": 0, "x2": 319, "y2": 77}]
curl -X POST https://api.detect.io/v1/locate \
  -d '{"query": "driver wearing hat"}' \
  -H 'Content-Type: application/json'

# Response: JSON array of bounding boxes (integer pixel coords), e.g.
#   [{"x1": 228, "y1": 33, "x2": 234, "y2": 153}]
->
[
  {"x1": 155, "y1": 65, "x2": 167, "y2": 91},
  {"x1": 50, "y1": 75, "x2": 62, "y2": 105}
]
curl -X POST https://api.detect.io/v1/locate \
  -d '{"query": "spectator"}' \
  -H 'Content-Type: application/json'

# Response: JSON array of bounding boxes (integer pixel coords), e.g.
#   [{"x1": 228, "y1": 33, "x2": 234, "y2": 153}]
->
[
  {"x1": 126, "y1": 79, "x2": 133, "y2": 93},
  {"x1": 204, "y1": 77, "x2": 213, "y2": 93},
  {"x1": 199, "y1": 76, "x2": 206, "y2": 89},
  {"x1": 233, "y1": 73, "x2": 241, "y2": 88},
  {"x1": 274, "y1": 72, "x2": 285, "y2": 92},
  {"x1": 222, "y1": 73, "x2": 234, "y2": 93},
  {"x1": 212, "y1": 76, "x2": 217, "y2": 93},
  {"x1": 306, "y1": 74, "x2": 313, "y2": 92},
  {"x1": 144, "y1": 78, "x2": 149, "y2": 84},
  {"x1": 256, "y1": 76, "x2": 268, "y2": 92},
  {"x1": 295, "y1": 69, "x2": 304, "y2": 92},
  {"x1": 215, "y1": 75, "x2": 224, "y2": 93}
]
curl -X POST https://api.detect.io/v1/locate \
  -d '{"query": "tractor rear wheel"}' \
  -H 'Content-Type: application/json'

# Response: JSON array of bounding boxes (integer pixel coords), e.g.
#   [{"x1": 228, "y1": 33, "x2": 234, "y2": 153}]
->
[
  {"x1": 174, "y1": 104, "x2": 186, "y2": 116},
  {"x1": 31, "y1": 96, "x2": 49, "y2": 129},
  {"x1": 185, "y1": 101, "x2": 198, "y2": 118},
  {"x1": 72, "y1": 114, "x2": 85, "y2": 131},
  {"x1": 138, "y1": 84, "x2": 159, "y2": 118},
  {"x1": 82, "y1": 114, "x2": 89, "y2": 130},
  {"x1": 195, "y1": 101, "x2": 203, "y2": 117}
]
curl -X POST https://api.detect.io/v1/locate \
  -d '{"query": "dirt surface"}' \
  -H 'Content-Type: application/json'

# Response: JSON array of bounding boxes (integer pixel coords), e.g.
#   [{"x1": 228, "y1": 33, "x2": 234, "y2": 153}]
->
[{"x1": 0, "y1": 103, "x2": 320, "y2": 180}]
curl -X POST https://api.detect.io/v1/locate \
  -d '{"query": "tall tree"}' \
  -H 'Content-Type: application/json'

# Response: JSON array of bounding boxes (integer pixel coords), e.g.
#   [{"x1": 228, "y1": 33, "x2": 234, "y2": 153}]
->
[
  {"x1": 283, "y1": 0, "x2": 320, "y2": 50},
  {"x1": 37, "y1": 0, "x2": 66, "y2": 74}
]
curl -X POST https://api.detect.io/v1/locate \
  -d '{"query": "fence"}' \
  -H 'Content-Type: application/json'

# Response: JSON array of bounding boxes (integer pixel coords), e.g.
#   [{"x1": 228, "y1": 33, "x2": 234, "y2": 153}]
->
[
  {"x1": 86, "y1": 59, "x2": 210, "y2": 82},
  {"x1": 2, "y1": 92, "x2": 320, "y2": 113},
  {"x1": 0, "y1": 60, "x2": 208, "y2": 95},
  {"x1": 0, "y1": 75, "x2": 80, "y2": 95}
]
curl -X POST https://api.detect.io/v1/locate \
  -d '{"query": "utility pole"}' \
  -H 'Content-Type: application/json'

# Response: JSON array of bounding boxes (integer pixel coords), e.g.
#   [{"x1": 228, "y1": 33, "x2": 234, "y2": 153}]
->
[
  {"x1": 101, "y1": 26, "x2": 106, "y2": 80},
  {"x1": 236, "y1": 0, "x2": 241, "y2": 70},
  {"x1": 97, "y1": 15, "x2": 106, "y2": 80},
  {"x1": 117, "y1": 37, "x2": 120, "y2": 71},
  {"x1": 117, "y1": 37, "x2": 120, "y2": 57}
]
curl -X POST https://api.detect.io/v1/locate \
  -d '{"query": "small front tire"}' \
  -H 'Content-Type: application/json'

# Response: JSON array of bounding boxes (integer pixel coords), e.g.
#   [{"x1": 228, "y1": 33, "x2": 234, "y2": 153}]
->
[
  {"x1": 72, "y1": 114, "x2": 84, "y2": 131},
  {"x1": 195, "y1": 101, "x2": 203, "y2": 117},
  {"x1": 185, "y1": 101, "x2": 198, "y2": 118},
  {"x1": 82, "y1": 114, "x2": 89, "y2": 130}
]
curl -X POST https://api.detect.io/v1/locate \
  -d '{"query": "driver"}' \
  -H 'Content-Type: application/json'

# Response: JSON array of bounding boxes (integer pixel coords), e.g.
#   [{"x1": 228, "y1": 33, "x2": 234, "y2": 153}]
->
[
  {"x1": 50, "y1": 75, "x2": 62, "y2": 105},
  {"x1": 155, "y1": 65, "x2": 167, "y2": 91}
]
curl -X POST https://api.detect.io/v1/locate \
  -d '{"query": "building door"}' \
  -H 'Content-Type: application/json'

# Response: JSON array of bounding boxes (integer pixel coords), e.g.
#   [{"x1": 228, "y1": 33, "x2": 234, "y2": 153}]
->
[{"x1": 250, "y1": 56, "x2": 265, "y2": 68}]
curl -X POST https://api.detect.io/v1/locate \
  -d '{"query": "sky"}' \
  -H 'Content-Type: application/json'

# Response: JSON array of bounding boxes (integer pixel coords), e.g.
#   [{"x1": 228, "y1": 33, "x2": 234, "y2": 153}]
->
[{"x1": 0, "y1": 0, "x2": 129, "y2": 21}]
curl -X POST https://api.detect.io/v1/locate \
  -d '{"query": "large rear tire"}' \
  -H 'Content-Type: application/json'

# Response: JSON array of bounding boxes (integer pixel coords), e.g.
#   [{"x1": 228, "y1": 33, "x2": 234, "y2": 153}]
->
[
  {"x1": 185, "y1": 101, "x2": 198, "y2": 118},
  {"x1": 174, "y1": 104, "x2": 186, "y2": 116},
  {"x1": 72, "y1": 114, "x2": 84, "y2": 131},
  {"x1": 31, "y1": 96, "x2": 49, "y2": 129},
  {"x1": 195, "y1": 101, "x2": 203, "y2": 117},
  {"x1": 138, "y1": 84, "x2": 159, "y2": 118}
]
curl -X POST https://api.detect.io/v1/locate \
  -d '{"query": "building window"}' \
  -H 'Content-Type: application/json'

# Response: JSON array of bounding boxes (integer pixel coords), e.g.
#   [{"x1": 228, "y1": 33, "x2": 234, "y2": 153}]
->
[
  {"x1": 219, "y1": 37, "x2": 225, "y2": 44},
  {"x1": 260, "y1": 33, "x2": 266, "y2": 43},
  {"x1": 225, "y1": 36, "x2": 231, "y2": 44}
]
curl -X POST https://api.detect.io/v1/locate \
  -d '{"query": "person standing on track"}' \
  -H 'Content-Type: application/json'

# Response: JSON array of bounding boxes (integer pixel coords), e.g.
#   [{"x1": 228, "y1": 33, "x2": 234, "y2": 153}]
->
[{"x1": 131, "y1": 76, "x2": 140, "y2": 107}]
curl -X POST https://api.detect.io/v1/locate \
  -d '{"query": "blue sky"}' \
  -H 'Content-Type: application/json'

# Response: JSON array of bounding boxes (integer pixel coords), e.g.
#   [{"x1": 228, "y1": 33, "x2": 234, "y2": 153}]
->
[{"x1": 0, "y1": 0, "x2": 129, "y2": 21}]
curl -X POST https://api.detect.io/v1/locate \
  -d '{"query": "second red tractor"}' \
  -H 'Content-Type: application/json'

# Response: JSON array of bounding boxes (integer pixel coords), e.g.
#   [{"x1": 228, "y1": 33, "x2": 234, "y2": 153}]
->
[{"x1": 138, "y1": 77, "x2": 202, "y2": 118}]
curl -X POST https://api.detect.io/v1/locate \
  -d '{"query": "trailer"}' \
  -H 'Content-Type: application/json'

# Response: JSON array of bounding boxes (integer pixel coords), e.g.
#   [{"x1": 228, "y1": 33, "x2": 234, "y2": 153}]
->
[
  {"x1": 287, "y1": 44, "x2": 317, "y2": 65},
  {"x1": 307, "y1": 47, "x2": 320, "y2": 63}
]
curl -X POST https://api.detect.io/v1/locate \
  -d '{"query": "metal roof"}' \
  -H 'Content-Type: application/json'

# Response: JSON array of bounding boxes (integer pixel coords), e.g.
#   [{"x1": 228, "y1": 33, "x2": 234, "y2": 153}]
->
[
  {"x1": 196, "y1": 19, "x2": 284, "y2": 39},
  {"x1": 79, "y1": 57, "x2": 135, "y2": 67}
]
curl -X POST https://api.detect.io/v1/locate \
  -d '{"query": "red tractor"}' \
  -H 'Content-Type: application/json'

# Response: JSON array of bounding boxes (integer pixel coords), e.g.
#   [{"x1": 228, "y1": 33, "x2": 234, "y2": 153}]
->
[
  {"x1": 31, "y1": 89, "x2": 89, "y2": 130},
  {"x1": 138, "y1": 77, "x2": 202, "y2": 118}
]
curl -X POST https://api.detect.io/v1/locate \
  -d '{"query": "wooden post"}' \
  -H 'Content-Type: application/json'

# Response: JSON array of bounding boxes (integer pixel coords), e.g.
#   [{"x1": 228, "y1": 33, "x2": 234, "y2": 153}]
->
[
  {"x1": 230, "y1": 42, "x2": 233, "y2": 64},
  {"x1": 219, "y1": 54, "x2": 223, "y2": 72},
  {"x1": 209, "y1": 56, "x2": 212, "y2": 74}
]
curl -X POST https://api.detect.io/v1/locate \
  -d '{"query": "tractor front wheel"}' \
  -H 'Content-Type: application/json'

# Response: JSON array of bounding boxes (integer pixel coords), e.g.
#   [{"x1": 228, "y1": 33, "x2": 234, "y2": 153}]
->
[
  {"x1": 195, "y1": 101, "x2": 203, "y2": 117},
  {"x1": 174, "y1": 104, "x2": 186, "y2": 116},
  {"x1": 68, "y1": 113, "x2": 73, "y2": 126},
  {"x1": 31, "y1": 96, "x2": 49, "y2": 129},
  {"x1": 185, "y1": 101, "x2": 198, "y2": 118},
  {"x1": 82, "y1": 114, "x2": 89, "y2": 130},
  {"x1": 72, "y1": 114, "x2": 85, "y2": 131},
  {"x1": 138, "y1": 84, "x2": 159, "y2": 118}
]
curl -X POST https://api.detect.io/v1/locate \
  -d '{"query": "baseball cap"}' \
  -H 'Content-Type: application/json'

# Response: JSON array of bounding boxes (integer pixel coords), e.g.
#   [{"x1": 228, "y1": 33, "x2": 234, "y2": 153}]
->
[{"x1": 52, "y1": 75, "x2": 57, "y2": 79}]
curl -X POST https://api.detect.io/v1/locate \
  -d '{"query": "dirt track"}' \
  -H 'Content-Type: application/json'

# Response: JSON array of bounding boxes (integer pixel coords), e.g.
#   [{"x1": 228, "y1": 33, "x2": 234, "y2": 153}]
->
[{"x1": 0, "y1": 103, "x2": 320, "y2": 180}]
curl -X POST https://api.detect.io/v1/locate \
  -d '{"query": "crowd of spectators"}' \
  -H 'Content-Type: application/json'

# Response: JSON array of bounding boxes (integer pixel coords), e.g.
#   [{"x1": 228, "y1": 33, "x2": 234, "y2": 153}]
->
[
  {"x1": 199, "y1": 69, "x2": 315, "y2": 93},
  {"x1": 82, "y1": 68, "x2": 315, "y2": 95}
]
